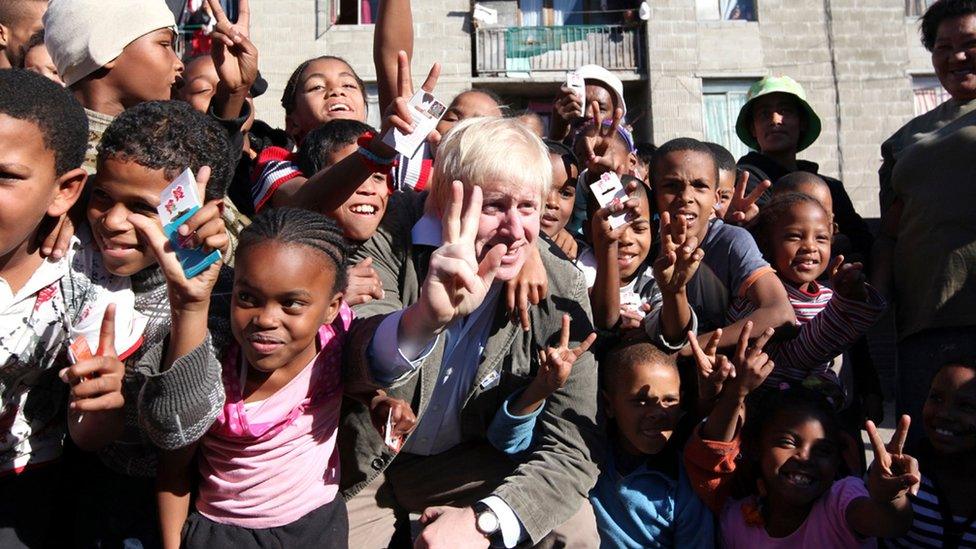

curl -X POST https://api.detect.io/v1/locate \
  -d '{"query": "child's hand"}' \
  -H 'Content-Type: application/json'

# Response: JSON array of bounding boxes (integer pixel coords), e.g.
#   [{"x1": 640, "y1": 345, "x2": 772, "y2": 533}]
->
[
  {"x1": 206, "y1": 0, "x2": 258, "y2": 97},
  {"x1": 38, "y1": 212, "x2": 75, "y2": 261},
  {"x1": 532, "y1": 314, "x2": 596, "y2": 395},
  {"x1": 866, "y1": 415, "x2": 920, "y2": 503},
  {"x1": 620, "y1": 303, "x2": 651, "y2": 332},
  {"x1": 376, "y1": 51, "x2": 441, "y2": 157},
  {"x1": 345, "y1": 257, "x2": 385, "y2": 306},
  {"x1": 505, "y1": 245, "x2": 548, "y2": 332},
  {"x1": 574, "y1": 102, "x2": 625, "y2": 177},
  {"x1": 653, "y1": 211, "x2": 705, "y2": 295},
  {"x1": 60, "y1": 304, "x2": 125, "y2": 414},
  {"x1": 590, "y1": 180, "x2": 641, "y2": 246},
  {"x1": 689, "y1": 328, "x2": 735, "y2": 402},
  {"x1": 128, "y1": 168, "x2": 226, "y2": 311},
  {"x1": 725, "y1": 171, "x2": 769, "y2": 226},
  {"x1": 370, "y1": 392, "x2": 417, "y2": 448},
  {"x1": 551, "y1": 85, "x2": 585, "y2": 126},
  {"x1": 725, "y1": 321, "x2": 776, "y2": 400},
  {"x1": 552, "y1": 228, "x2": 579, "y2": 261},
  {"x1": 829, "y1": 256, "x2": 868, "y2": 302}
]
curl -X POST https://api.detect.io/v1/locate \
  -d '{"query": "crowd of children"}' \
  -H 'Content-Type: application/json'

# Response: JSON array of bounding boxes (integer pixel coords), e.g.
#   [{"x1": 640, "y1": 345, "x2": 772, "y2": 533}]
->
[{"x1": 1, "y1": 0, "x2": 974, "y2": 547}]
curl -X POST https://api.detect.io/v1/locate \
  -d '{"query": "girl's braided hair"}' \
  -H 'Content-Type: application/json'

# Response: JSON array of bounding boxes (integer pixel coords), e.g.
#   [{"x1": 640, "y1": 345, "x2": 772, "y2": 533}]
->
[
  {"x1": 238, "y1": 208, "x2": 350, "y2": 293},
  {"x1": 753, "y1": 192, "x2": 831, "y2": 261},
  {"x1": 281, "y1": 56, "x2": 367, "y2": 115}
]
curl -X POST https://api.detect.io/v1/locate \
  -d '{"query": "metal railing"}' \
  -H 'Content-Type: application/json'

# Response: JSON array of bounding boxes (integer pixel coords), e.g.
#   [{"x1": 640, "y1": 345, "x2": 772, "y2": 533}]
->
[{"x1": 475, "y1": 24, "x2": 644, "y2": 76}]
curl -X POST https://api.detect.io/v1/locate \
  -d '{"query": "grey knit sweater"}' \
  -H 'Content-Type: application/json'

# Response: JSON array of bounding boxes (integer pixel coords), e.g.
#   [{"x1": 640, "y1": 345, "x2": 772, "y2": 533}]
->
[{"x1": 96, "y1": 266, "x2": 231, "y2": 477}]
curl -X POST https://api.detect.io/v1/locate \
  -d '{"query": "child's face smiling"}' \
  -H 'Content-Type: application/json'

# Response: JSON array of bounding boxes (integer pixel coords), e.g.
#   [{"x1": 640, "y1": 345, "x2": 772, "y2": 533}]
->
[
  {"x1": 231, "y1": 241, "x2": 342, "y2": 374},
  {"x1": 289, "y1": 58, "x2": 367, "y2": 139},
  {"x1": 769, "y1": 202, "x2": 832, "y2": 289},
  {"x1": 653, "y1": 150, "x2": 719, "y2": 242},
  {"x1": 87, "y1": 158, "x2": 205, "y2": 276},
  {"x1": 617, "y1": 191, "x2": 653, "y2": 282},
  {"x1": 923, "y1": 364, "x2": 976, "y2": 455},
  {"x1": 759, "y1": 411, "x2": 840, "y2": 510},
  {"x1": 540, "y1": 153, "x2": 577, "y2": 238},
  {"x1": 322, "y1": 142, "x2": 390, "y2": 243},
  {"x1": 604, "y1": 361, "x2": 682, "y2": 456}
]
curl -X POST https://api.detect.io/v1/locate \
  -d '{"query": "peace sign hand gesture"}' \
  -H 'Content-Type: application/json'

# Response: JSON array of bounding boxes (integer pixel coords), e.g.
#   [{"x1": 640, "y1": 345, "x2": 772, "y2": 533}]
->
[
  {"x1": 689, "y1": 328, "x2": 734, "y2": 403},
  {"x1": 416, "y1": 181, "x2": 506, "y2": 331},
  {"x1": 725, "y1": 171, "x2": 770, "y2": 226},
  {"x1": 828, "y1": 255, "x2": 869, "y2": 302},
  {"x1": 653, "y1": 211, "x2": 705, "y2": 295},
  {"x1": 532, "y1": 315, "x2": 597, "y2": 395},
  {"x1": 866, "y1": 415, "x2": 920, "y2": 502},
  {"x1": 575, "y1": 102, "x2": 625, "y2": 177},
  {"x1": 726, "y1": 321, "x2": 776, "y2": 400},
  {"x1": 206, "y1": 0, "x2": 258, "y2": 97}
]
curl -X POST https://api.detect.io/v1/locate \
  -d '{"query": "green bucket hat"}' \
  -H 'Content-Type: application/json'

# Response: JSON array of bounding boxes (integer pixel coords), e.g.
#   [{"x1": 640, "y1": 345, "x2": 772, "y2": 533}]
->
[{"x1": 735, "y1": 76, "x2": 822, "y2": 152}]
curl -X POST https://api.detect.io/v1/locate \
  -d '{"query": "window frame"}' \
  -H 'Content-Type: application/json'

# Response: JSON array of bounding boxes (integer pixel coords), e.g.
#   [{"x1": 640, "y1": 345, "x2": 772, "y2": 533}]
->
[{"x1": 701, "y1": 78, "x2": 759, "y2": 160}]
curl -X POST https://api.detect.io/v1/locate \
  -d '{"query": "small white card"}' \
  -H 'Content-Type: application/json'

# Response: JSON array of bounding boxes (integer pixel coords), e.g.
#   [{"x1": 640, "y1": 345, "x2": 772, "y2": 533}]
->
[
  {"x1": 381, "y1": 90, "x2": 447, "y2": 157},
  {"x1": 383, "y1": 408, "x2": 403, "y2": 452},
  {"x1": 156, "y1": 168, "x2": 200, "y2": 225},
  {"x1": 591, "y1": 172, "x2": 632, "y2": 230},
  {"x1": 566, "y1": 71, "x2": 586, "y2": 115}
]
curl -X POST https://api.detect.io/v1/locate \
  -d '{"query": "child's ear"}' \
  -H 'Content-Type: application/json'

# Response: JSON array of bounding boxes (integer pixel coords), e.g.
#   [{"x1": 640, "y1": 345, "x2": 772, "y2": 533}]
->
[
  {"x1": 47, "y1": 168, "x2": 89, "y2": 218},
  {"x1": 322, "y1": 291, "x2": 344, "y2": 325},
  {"x1": 0, "y1": 24, "x2": 9, "y2": 50},
  {"x1": 626, "y1": 152, "x2": 638, "y2": 176}
]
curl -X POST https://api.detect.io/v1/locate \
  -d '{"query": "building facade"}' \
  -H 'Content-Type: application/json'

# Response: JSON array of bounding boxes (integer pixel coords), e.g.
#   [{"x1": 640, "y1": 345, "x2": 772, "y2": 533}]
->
[{"x1": 247, "y1": 0, "x2": 942, "y2": 218}]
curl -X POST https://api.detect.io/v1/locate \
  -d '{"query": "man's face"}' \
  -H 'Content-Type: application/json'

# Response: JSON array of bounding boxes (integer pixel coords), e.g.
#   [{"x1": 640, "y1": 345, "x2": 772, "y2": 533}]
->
[
  {"x1": 932, "y1": 14, "x2": 976, "y2": 101},
  {"x1": 323, "y1": 143, "x2": 390, "y2": 243},
  {"x1": 652, "y1": 150, "x2": 719, "y2": 242},
  {"x1": 0, "y1": 0, "x2": 45, "y2": 68},
  {"x1": 584, "y1": 81, "x2": 615, "y2": 120},
  {"x1": 751, "y1": 93, "x2": 804, "y2": 156},
  {"x1": 472, "y1": 180, "x2": 541, "y2": 282},
  {"x1": 107, "y1": 29, "x2": 185, "y2": 108}
]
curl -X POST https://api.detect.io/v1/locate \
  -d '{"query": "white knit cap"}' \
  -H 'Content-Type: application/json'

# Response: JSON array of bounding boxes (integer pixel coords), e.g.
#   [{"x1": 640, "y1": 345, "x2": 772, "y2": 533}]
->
[
  {"x1": 44, "y1": 0, "x2": 177, "y2": 87},
  {"x1": 575, "y1": 64, "x2": 627, "y2": 116}
]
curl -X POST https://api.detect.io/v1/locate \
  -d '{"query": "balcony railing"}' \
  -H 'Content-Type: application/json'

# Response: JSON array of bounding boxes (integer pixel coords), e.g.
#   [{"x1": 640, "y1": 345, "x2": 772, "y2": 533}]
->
[{"x1": 475, "y1": 24, "x2": 644, "y2": 77}]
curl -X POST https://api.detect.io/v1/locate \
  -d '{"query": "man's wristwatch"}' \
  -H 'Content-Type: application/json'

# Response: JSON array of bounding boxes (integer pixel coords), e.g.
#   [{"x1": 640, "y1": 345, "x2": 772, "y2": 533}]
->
[{"x1": 473, "y1": 502, "x2": 501, "y2": 539}]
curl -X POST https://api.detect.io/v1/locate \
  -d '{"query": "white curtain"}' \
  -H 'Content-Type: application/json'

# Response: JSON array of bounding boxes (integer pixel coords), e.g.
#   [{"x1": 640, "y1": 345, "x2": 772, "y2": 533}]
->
[
  {"x1": 552, "y1": 0, "x2": 579, "y2": 25},
  {"x1": 520, "y1": 0, "x2": 543, "y2": 26}
]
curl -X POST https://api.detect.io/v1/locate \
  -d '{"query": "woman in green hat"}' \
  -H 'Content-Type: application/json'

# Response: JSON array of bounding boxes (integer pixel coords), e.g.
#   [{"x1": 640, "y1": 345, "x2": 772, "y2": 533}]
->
[
  {"x1": 874, "y1": 0, "x2": 976, "y2": 445},
  {"x1": 733, "y1": 75, "x2": 874, "y2": 264}
]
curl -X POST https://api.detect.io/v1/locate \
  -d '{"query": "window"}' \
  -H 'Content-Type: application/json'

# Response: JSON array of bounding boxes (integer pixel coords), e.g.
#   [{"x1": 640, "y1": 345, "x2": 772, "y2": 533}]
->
[
  {"x1": 333, "y1": 0, "x2": 380, "y2": 25},
  {"x1": 912, "y1": 75, "x2": 950, "y2": 115},
  {"x1": 702, "y1": 79, "x2": 757, "y2": 160},
  {"x1": 697, "y1": 0, "x2": 757, "y2": 21},
  {"x1": 906, "y1": 0, "x2": 936, "y2": 17}
]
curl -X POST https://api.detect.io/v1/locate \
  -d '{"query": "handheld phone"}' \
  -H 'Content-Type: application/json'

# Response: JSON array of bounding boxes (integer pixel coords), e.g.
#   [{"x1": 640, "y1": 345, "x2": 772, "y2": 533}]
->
[
  {"x1": 156, "y1": 168, "x2": 221, "y2": 278},
  {"x1": 381, "y1": 89, "x2": 448, "y2": 157},
  {"x1": 590, "y1": 172, "x2": 633, "y2": 230}
]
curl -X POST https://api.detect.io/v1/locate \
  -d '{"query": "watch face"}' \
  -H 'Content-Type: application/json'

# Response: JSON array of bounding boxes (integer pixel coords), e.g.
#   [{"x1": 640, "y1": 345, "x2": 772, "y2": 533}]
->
[{"x1": 477, "y1": 510, "x2": 499, "y2": 534}]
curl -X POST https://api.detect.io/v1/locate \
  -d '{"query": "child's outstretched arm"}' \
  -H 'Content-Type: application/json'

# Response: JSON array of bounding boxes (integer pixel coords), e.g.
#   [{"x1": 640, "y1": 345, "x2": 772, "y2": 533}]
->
[
  {"x1": 488, "y1": 315, "x2": 595, "y2": 455},
  {"x1": 504, "y1": 245, "x2": 548, "y2": 332},
  {"x1": 157, "y1": 443, "x2": 199, "y2": 549},
  {"x1": 128, "y1": 168, "x2": 227, "y2": 372},
  {"x1": 373, "y1": 0, "x2": 413, "y2": 115},
  {"x1": 590, "y1": 180, "x2": 641, "y2": 330},
  {"x1": 650, "y1": 211, "x2": 704, "y2": 346},
  {"x1": 847, "y1": 416, "x2": 919, "y2": 538}
]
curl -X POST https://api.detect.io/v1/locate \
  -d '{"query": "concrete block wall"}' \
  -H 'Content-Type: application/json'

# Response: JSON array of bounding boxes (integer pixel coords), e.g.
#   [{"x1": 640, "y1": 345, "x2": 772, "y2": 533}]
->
[{"x1": 644, "y1": 0, "x2": 930, "y2": 218}]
